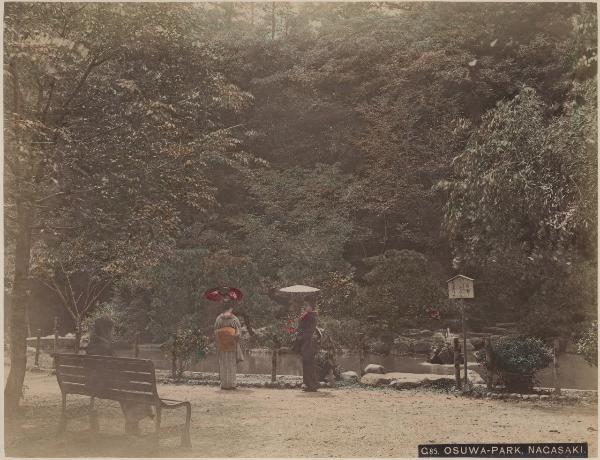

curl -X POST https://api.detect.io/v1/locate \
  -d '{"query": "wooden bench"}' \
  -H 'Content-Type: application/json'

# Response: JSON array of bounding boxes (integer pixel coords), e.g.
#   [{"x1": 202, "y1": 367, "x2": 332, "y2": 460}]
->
[{"x1": 54, "y1": 353, "x2": 191, "y2": 447}]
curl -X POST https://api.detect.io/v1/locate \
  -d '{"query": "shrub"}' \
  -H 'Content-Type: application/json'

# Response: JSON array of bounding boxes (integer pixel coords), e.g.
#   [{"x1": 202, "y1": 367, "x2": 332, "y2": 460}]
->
[
  {"x1": 161, "y1": 328, "x2": 209, "y2": 378},
  {"x1": 475, "y1": 336, "x2": 552, "y2": 392},
  {"x1": 577, "y1": 321, "x2": 598, "y2": 367}
]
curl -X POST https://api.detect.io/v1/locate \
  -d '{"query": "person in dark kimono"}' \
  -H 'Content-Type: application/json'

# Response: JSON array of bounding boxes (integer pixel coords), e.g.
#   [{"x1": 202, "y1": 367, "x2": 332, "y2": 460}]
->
[
  {"x1": 86, "y1": 317, "x2": 114, "y2": 356},
  {"x1": 295, "y1": 303, "x2": 319, "y2": 392},
  {"x1": 86, "y1": 316, "x2": 153, "y2": 436}
]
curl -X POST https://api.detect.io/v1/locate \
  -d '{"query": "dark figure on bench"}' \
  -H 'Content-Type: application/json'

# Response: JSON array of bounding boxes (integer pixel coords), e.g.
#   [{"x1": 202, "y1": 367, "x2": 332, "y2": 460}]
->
[{"x1": 86, "y1": 316, "x2": 154, "y2": 436}]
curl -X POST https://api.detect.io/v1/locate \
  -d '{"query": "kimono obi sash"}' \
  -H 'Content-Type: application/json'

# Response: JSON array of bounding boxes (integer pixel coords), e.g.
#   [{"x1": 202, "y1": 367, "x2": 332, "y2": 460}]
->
[{"x1": 216, "y1": 326, "x2": 237, "y2": 352}]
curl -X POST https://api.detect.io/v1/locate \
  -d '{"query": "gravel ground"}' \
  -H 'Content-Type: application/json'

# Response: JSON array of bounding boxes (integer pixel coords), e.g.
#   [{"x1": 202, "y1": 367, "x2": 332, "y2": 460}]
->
[{"x1": 4, "y1": 369, "x2": 598, "y2": 458}]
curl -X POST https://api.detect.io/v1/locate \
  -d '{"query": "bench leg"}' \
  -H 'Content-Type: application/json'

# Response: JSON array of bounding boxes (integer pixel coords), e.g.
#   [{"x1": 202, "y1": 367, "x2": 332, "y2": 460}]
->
[
  {"x1": 154, "y1": 406, "x2": 162, "y2": 447},
  {"x1": 181, "y1": 403, "x2": 191, "y2": 448},
  {"x1": 58, "y1": 393, "x2": 67, "y2": 434},
  {"x1": 89, "y1": 397, "x2": 99, "y2": 432}
]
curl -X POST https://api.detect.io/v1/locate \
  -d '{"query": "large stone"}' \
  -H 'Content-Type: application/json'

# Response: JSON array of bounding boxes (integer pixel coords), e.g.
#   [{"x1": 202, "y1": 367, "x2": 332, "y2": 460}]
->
[
  {"x1": 340, "y1": 371, "x2": 359, "y2": 382},
  {"x1": 360, "y1": 373, "x2": 392, "y2": 385},
  {"x1": 364, "y1": 363, "x2": 385, "y2": 374},
  {"x1": 467, "y1": 369, "x2": 485, "y2": 384},
  {"x1": 389, "y1": 379, "x2": 420, "y2": 390},
  {"x1": 436, "y1": 348, "x2": 454, "y2": 364}
]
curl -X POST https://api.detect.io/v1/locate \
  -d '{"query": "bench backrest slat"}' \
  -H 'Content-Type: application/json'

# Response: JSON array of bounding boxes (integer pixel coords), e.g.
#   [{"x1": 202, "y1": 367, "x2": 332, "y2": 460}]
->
[{"x1": 55, "y1": 353, "x2": 158, "y2": 404}]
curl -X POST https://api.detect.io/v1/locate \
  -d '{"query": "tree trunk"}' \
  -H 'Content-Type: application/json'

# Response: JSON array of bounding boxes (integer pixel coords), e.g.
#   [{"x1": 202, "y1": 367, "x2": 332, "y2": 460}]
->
[
  {"x1": 171, "y1": 337, "x2": 177, "y2": 379},
  {"x1": 74, "y1": 320, "x2": 81, "y2": 354},
  {"x1": 4, "y1": 203, "x2": 33, "y2": 416},
  {"x1": 271, "y1": 337, "x2": 280, "y2": 383}
]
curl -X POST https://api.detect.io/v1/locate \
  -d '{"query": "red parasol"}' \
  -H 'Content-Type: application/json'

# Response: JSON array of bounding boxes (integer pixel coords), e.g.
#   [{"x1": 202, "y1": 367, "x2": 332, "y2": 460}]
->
[{"x1": 204, "y1": 286, "x2": 243, "y2": 302}]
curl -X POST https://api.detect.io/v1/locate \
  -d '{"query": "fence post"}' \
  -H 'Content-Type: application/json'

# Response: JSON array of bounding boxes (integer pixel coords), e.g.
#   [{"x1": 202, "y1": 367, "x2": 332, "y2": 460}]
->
[
  {"x1": 553, "y1": 338, "x2": 561, "y2": 394},
  {"x1": 171, "y1": 334, "x2": 178, "y2": 379},
  {"x1": 358, "y1": 332, "x2": 365, "y2": 376},
  {"x1": 460, "y1": 301, "x2": 469, "y2": 387},
  {"x1": 484, "y1": 338, "x2": 495, "y2": 390},
  {"x1": 453, "y1": 337, "x2": 462, "y2": 389},
  {"x1": 53, "y1": 317, "x2": 59, "y2": 369},
  {"x1": 34, "y1": 329, "x2": 42, "y2": 367},
  {"x1": 271, "y1": 337, "x2": 280, "y2": 383}
]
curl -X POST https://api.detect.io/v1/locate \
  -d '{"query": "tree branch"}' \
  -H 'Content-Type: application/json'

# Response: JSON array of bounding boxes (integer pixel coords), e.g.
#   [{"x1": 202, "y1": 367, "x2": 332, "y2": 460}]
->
[
  {"x1": 35, "y1": 191, "x2": 64, "y2": 203},
  {"x1": 40, "y1": 277, "x2": 77, "y2": 321},
  {"x1": 59, "y1": 260, "x2": 80, "y2": 318},
  {"x1": 83, "y1": 279, "x2": 112, "y2": 315}
]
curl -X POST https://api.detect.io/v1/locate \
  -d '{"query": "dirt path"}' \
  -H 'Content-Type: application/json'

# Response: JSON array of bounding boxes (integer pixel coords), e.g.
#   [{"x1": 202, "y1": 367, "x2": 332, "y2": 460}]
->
[{"x1": 5, "y1": 370, "x2": 598, "y2": 457}]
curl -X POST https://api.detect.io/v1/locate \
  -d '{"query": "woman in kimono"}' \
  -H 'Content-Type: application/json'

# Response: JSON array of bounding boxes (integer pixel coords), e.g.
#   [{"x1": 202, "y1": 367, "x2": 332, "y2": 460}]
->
[
  {"x1": 214, "y1": 302, "x2": 243, "y2": 390},
  {"x1": 86, "y1": 316, "x2": 154, "y2": 435},
  {"x1": 294, "y1": 302, "x2": 319, "y2": 392}
]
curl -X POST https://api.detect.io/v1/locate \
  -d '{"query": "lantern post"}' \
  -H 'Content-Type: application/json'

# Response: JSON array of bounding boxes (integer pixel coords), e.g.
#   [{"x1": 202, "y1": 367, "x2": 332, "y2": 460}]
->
[{"x1": 447, "y1": 275, "x2": 474, "y2": 387}]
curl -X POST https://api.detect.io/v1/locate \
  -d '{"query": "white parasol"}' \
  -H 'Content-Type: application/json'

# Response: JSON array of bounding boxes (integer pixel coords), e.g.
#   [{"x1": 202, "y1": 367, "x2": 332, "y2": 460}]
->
[{"x1": 279, "y1": 285, "x2": 320, "y2": 293}]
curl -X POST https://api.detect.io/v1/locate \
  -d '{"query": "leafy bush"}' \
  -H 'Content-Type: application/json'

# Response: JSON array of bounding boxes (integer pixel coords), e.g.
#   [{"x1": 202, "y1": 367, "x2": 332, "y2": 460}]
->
[
  {"x1": 577, "y1": 321, "x2": 598, "y2": 367},
  {"x1": 475, "y1": 336, "x2": 552, "y2": 392},
  {"x1": 161, "y1": 329, "x2": 209, "y2": 378}
]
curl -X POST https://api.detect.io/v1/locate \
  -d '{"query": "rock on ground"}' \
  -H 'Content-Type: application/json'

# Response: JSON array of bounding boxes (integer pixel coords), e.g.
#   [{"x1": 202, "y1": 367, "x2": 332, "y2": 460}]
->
[
  {"x1": 361, "y1": 370, "x2": 484, "y2": 386},
  {"x1": 340, "y1": 371, "x2": 359, "y2": 382},
  {"x1": 364, "y1": 363, "x2": 385, "y2": 374}
]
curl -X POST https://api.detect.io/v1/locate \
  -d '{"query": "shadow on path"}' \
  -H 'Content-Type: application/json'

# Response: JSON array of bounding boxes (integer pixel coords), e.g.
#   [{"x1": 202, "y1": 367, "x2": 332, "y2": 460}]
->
[
  {"x1": 214, "y1": 388, "x2": 255, "y2": 394},
  {"x1": 296, "y1": 391, "x2": 335, "y2": 398}
]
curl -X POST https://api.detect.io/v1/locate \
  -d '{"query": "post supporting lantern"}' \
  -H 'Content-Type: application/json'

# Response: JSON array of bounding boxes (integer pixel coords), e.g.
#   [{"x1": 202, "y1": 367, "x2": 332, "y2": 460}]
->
[{"x1": 447, "y1": 275, "x2": 474, "y2": 387}]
